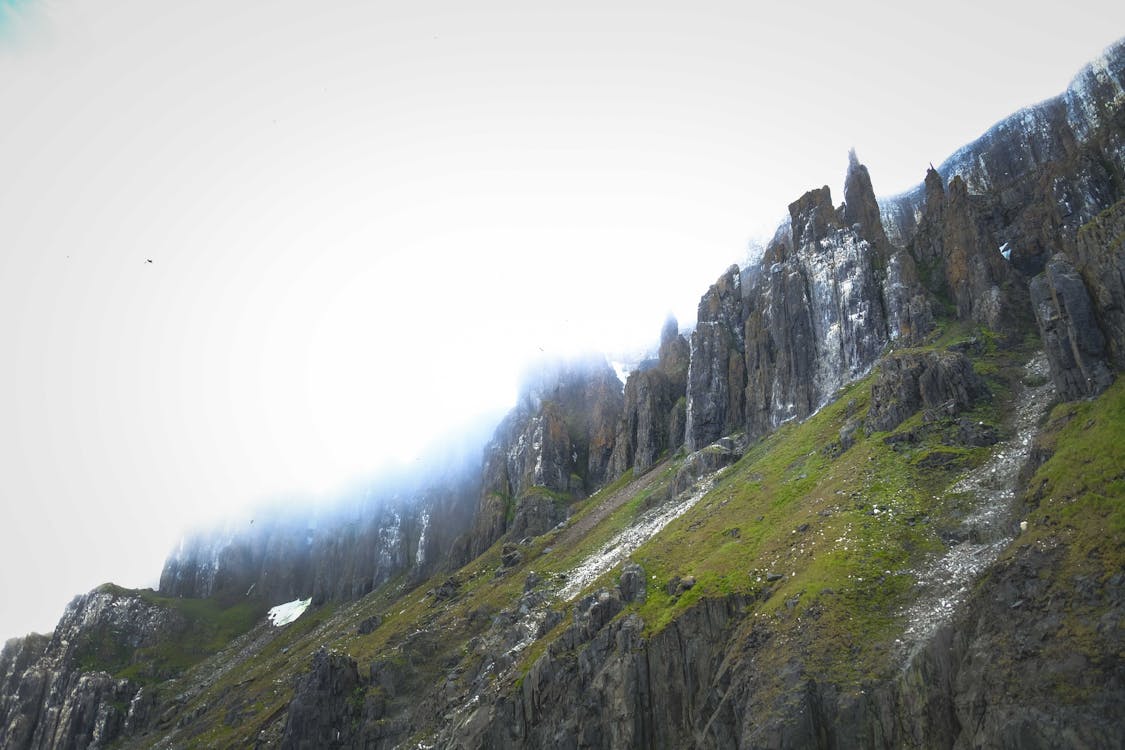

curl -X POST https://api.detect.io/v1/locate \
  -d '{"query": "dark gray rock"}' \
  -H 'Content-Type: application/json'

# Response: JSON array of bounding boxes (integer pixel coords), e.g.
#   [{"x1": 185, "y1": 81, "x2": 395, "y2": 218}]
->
[
  {"x1": 881, "y1": 43, "x2": 1125, "y2": 272},
  {"x1": 883, "y1": 247, "x2": 935, "y2": 344},
  {"x1": 671, "y1": 438, "x2": 741, "y2": 497},
  {"x1": 508, "y1": 488, "x2": 567, "y2": 542},
  {"x1": 611, "y1": 368, "x2": 674, "y2": 477},
  {"x1": 952, "y1": 418, "x2": 1000, "y2": 447},
  {"x1": 499, "y1": 544, "x2": 523, "y2": 569},
  {"x1": 0, "y1": 587, "x2": 196, "y2": 750},
  {"x1": 618, "y1": 563, "x2": 646, "y2": 604},
  {"x1": 843, "y1": 149, "x2": 891, "y2": 255},
  {"x1": 744, "y1": 181, "x2": 890, "y2": 440},
  {"x1": 1031, "y1": 253, "x2": 1114, "y2": 400},
  {"x1": 356, "y1": 616, "x2": 381, "y2": 636},
  {"x1": 867, "y1": 350, "x2": 988, "y2": 433},
  {"x1": 1072, "y1": 198, "x2": 1125, "y2": 370},
  {"x1": 909, "y1": 171, "x2": 1023, "y2": 334},
  {"x1": 280, "y1": 649, "x2": 362, "y2": 750},
  {"x1": 685, "y1": 267, "x2": 746, "y2": 450}
]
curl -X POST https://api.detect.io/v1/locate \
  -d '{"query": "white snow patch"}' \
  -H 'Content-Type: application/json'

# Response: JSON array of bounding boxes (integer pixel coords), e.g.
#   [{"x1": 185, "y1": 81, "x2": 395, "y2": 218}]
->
[{"x1": 267, "y1": 598, "x2": 311, "y2": 627}]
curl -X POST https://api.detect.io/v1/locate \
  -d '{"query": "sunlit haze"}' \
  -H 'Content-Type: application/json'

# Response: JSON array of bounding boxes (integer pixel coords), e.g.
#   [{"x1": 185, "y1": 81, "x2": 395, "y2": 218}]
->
[{"x1": 1, "y1": 0, "x2": 1122, "y2": 639}]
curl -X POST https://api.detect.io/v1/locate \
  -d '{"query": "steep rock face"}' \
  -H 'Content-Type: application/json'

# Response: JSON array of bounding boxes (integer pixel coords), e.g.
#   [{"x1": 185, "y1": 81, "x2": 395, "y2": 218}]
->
[
  {"x1": 883, "y1": 246, "x2": 934, "y2": 343},
  {"x1": 1072, "y1": 199, "x2": 1125, "y2": 369},
  {"x1": 843, "y1": 149, "x2": 892, "y2": 254},
  {"x1": 611, "y1": 317, "x2": 691, "y2": 476},
  {"x1": 0, "y1": 588, "x2": 190, "y2": 750},
  {"x1": 468, "y1": 359, "x2": 623, "y2": 557},
  {"x1": 909, "y1": 170, "x2": 1024, "y2": 333},
  {"x1": 160, "y1": 474, "x2": 478, "y2": 605},
  {"x1": 453, "y1": 589, "x2": 745, "y2": 750},
  {"x1": 1031, "y1": 254, "x2": 1114, "y2": 399},
  {"x1": 0, "y1": 635, "x2": 51, "y2": 750},
  {"x1": 866, "y1": 350, "x2": 988, "y2": 433},
  {"x1": 844, "y1": 151, "x2": 935, "y2": 344},
  {"x1": 280, "y1": 649, "x2": 363, "y2": 750},
  {"x1": 881, "y1": 40, "x2": 1125, "y2": 273},
  {"x1": 742, "y1": 183, "x2": 890, "y2": 440},
  {"x1": 685, "y1": 265, "x2": 746, "y2": 450},
  {"x1": 768, "y1": 541, "x2": 1124, "y2": 749}
]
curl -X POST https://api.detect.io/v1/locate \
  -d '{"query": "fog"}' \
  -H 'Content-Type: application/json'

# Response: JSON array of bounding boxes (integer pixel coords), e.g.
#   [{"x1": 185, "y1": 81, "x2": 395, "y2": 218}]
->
[{"x1": 1, "y1": 0, "x2": 1122, "y2": 639}]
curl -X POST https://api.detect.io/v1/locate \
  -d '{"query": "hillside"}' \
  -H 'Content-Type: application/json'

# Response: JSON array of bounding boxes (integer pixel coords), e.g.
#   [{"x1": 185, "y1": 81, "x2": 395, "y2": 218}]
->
[{"x1": 2, "y1": 40, "x2": 1124, "y2": 750}]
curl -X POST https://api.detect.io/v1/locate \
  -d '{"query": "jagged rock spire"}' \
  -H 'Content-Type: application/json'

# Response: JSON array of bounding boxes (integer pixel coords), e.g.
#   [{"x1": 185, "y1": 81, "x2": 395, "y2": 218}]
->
[{"x1": 842, "y1": 150, "x2": 890, "y2": 252}]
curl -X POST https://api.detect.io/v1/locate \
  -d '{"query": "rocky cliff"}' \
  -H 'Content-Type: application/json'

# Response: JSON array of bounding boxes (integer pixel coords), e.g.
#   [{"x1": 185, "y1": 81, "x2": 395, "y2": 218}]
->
[
  {"x1": 467, "y1": 357, "x2": 624, "y2": 559},
  {"x1": 0, "y1": 585, "x2": 266, "y2": 750},
  {"x1": 159, "y1": 468, "x2": 478, "y2": 606},
  {"x1": 2, "y1": 40, "x2": 1124, "y2": 750},
  {"x1": 610, "y1": 317, "x2": 690, "y2": 477}
]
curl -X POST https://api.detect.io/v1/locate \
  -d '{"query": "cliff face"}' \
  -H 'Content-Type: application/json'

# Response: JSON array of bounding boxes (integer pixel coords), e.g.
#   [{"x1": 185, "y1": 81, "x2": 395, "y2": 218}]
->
[
  {"x1": 0, "y1": 585, "x2": 262, "y2": 750},
  {"x1": 3, "y1": 41, "x2": 1125, "y2": 750},
  {"x1": 880, "y1": 43, "x2": 1125, "y2": 275},
  {"x1": 610, "y1": 317, "x2": 690, "y2": 477},
  {"x1": 467, "y1": 358, "x2": 624, "y2": 559},
  {"x1": 159, "y1": 472, "x2": 478, "y2": 606},
  {"x1": 742, "y1": 182, "x2": 891, "y2": 441}
]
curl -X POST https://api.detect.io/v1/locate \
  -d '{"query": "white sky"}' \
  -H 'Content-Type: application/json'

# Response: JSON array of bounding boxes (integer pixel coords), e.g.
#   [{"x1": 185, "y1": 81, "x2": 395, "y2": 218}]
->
[{"x1": 1, "y1": 0, "x2": 1121, "y2": 640}]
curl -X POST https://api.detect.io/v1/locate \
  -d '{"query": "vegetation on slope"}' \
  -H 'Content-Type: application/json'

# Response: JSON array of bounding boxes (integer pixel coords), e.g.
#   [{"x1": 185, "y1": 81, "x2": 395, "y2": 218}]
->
[
  {"x1": 110, "y1": 318, "x2": 1125, "y2": 747},
  {"x1": 74, "y1": 585, "x2": 267, "y2": 685}
]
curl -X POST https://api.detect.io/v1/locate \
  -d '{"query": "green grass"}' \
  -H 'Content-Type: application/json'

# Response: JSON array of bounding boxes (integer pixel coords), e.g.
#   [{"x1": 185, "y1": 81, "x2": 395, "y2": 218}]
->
[
  {"x1": 74, "y1": 585, "x2": 267, "y2": 685},
  {"x1": 1014, "y1": 377, "x2": 1125, "y2": 579}
]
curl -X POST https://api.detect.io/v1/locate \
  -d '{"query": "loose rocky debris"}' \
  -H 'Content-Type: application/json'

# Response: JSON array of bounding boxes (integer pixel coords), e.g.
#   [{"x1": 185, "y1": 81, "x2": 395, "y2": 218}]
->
[
  {"x1": 557, "y1": 463, "x2": 728, "y2": 600},
  {"x1": 901, "y1": 352, "x2": 1055, "y2": 650}
]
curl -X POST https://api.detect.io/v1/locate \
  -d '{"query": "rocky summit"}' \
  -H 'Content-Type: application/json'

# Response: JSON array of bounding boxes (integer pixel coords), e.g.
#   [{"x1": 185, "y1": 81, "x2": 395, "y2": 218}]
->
[{"x1": 3, "y1": 41, "x2": 1125, "y2": 750}]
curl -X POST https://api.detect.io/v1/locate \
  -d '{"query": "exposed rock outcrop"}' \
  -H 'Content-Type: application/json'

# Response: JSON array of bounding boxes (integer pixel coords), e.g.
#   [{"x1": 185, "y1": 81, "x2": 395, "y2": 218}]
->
[
  {"x1": 743, "y1": 182, "x2": 890, "y2": 440},
  {"x1": 0, "y1": 587, "x2": 194, "y2": 750},
  {"x1": 453, "y1": 536, "x2": 1123, "y2": 750},
  {"x1": 844, "y1": 150, "x2": 935, "y2": 344},
  {"x1": 468, "y1": 358, "x2": 624, "y2": 557},
  {"x1": 1072, "y1": 199, "x2": 1125, "y2": 369},
  {"x1": 1031, "y1": 253, "x2": 1115, "y2": 399},
  {"x1": 611, "y1": 317, "x2": 691, "y2": 476},
  {"x1": 843, "y1": 148, "x2": 892, "y2": 255},
  {"x1": 880, "y1": 41, "x2": 1125, "y2": 268},
  {"x1": 908, "y1": 170, "x2": 1023, "y2": 334},
  {"x1": 280, "y1": 649, "x2": 363, "y2": 750},
  {"x1": 6, "y1": 38, "x2": 1125, "y2": 750},
  {"x1": 866, "y1": 350, "x2": 989, "y2": 433},
  {"x1": 685, "y1": 265, "x2": 746, "y2": 450}
]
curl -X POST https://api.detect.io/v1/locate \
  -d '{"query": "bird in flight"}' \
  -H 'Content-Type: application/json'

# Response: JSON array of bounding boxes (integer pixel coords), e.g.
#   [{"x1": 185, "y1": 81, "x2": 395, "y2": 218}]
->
[{"x1": 145, "y1": 259, "x2": 153, "y2": 263}]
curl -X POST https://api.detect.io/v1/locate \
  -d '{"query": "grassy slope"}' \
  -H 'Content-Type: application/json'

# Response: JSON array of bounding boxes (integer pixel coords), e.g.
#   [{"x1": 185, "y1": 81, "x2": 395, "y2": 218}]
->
[
  {"x1": 998, "y1": 377, "x2": 1125, "y2": 702},
  {"x1": 115, "y1": 321, "x2": 1125, "y2": 746}
]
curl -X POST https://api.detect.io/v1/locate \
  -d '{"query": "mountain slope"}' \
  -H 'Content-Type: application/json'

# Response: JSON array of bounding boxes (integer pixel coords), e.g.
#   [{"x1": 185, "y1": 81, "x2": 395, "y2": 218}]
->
[{"x1": 2, "y1": 39, "x2": 1124, "y2": 750}]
